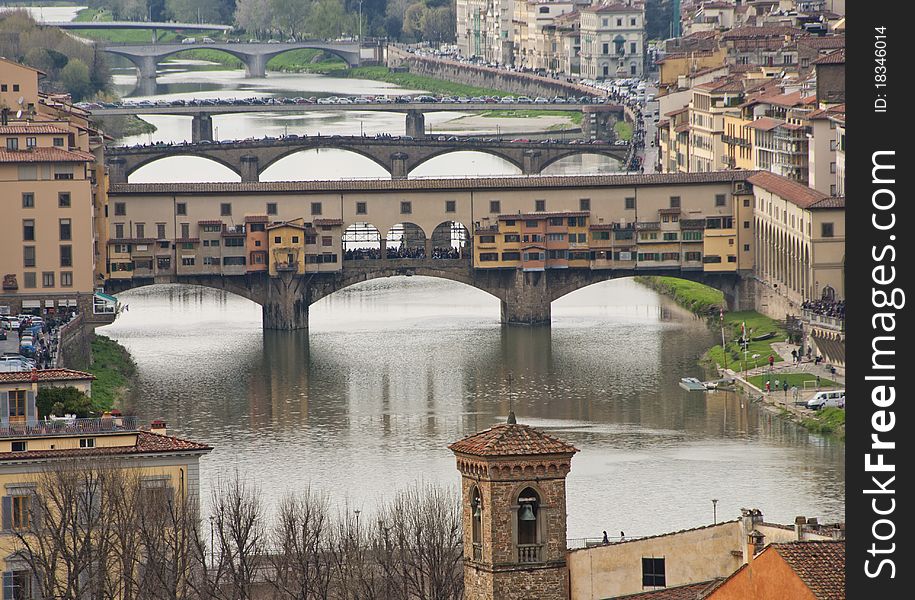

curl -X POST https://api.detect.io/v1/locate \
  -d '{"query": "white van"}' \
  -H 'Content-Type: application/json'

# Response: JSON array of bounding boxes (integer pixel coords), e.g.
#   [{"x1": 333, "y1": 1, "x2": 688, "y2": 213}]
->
[{"x1": 806, "y1": 390, "x2": 845, "y2": 410}]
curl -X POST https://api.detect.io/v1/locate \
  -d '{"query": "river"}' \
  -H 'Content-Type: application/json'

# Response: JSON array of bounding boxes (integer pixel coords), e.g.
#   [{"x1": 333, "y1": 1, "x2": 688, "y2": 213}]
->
[
  {"x1": 100, "y1": 278, "x2": 845, "y2": 539},
  {"x1": 41, "y1": 10, "x2": 844, "y2": 538}
]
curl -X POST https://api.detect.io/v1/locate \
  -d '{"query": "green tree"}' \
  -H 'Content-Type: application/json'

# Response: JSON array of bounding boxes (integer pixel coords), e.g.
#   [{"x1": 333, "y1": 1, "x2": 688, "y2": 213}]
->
[
  {"x1": 269, "y1": 0, "x2": 309, "y2": 37},
  {"x1": 59, "y1": 58, "x2": 94, "y2": 101},
  {"x1": 36, "y1": 387, "x2": 94, "y2": 418}
]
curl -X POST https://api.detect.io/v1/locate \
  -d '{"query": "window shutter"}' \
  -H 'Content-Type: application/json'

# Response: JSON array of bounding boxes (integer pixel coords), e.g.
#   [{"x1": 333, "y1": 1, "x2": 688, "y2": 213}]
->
[
  {"x1": 0, "y1": 391, "x2": 8, "y2": 425},
  {"x1": 1, "y1": 497, "x2": 11, "y2": 531},
  {"x1": 25, "y1": 391, "x2": 36, "y2": 425}
]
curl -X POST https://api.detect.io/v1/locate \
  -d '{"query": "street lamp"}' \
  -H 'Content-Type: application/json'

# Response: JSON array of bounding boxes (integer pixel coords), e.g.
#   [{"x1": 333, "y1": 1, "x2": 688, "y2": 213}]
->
[{"x1": 712, "y1": 499, "x2": 718, "y2": 524}]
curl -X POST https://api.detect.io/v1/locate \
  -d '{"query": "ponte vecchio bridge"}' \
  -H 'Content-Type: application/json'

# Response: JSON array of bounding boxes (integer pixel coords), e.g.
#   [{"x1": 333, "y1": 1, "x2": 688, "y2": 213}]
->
[
  {"x1": 105, "y1": 136, "x2": 632, "y2": 182},
  {"x1": 104, "y1": 172, "x2": 760, "y2": 330}
]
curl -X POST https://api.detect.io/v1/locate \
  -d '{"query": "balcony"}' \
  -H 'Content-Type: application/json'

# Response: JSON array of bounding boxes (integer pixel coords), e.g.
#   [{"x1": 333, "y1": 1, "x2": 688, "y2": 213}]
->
[
  {"x1": 636, "y1": 221, "x2": 661, "y2": 231},
  {"x1": 517, "y1": 544, "x2": 543, "y2": 564},
  {"x1": 1, "y1": 416, "x2": 139, "y2": 439},
  {"x1": 803, "y1": 310, "x2": 845, "y2": 333},
  {"x1": 680, "y1": 219, "x2": 706, "y2": 229},
  {"x1": 274, "y1": 261, "x2": 299, "y2": 272}
]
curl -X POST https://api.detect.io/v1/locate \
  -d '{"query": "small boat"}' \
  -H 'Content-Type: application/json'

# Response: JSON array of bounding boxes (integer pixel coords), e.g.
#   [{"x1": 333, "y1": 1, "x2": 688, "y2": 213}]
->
[
  {"x1": 679, "y1": 377, "x2": 707, "y2": 391},
  {"x1": 751, "y1": 331, "x2": 777, "y2": 342}
]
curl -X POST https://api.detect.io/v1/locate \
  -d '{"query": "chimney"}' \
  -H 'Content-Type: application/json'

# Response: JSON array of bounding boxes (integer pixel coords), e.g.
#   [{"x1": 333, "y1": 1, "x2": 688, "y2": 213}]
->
[
  {"x1": 794, "y1": 516, "x2": 807, "y2": 540},
  {"x1": 746, "y1": 529, "x2": 765, "y2": 564},
  {"x1": 150, "y1": 420, "x2": 167, "y2": 435}
]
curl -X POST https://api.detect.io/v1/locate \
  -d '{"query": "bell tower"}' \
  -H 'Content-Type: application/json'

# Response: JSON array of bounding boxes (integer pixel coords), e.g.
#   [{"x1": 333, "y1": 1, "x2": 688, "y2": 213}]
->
[{"x1": 449, "y1": 415, "x2": 578, "y2": 600}]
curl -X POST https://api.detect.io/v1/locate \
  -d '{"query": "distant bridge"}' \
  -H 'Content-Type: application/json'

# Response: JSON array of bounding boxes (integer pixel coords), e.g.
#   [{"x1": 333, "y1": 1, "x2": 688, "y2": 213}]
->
[
  {"x1": 89, "y1": 101, "x2": 623, "y2": 141},
  {"x1": 105, "y1": 136, "x2": 632, "y2": 181},
  {"x1": 44, "y1": 21, "x2": 233, "y2": 31},
  {"x1": 95, "y1": 41, "x2": 365, "y2": 87}
]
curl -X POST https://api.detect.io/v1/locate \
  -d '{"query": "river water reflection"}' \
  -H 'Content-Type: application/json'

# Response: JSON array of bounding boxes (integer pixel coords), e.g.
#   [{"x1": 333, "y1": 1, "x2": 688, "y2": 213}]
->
[{"x1": 102, "y1": 278, "x2": 845, "y2": 539}]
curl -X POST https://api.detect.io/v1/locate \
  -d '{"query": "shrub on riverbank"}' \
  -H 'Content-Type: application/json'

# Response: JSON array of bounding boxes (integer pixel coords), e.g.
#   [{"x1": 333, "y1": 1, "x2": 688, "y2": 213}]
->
[
  {"x1": 801, "y1": 407, "x2": 845, "y2": 439},
  {"x1": 342, "y1": 66, "x2": 514, "y2": 97},
  {"x1": 615, "y1": 120, "x2": 633, "y2": 141},
  {"x1": 87, "y1": 334, "x2": 137, "y2": 411}
]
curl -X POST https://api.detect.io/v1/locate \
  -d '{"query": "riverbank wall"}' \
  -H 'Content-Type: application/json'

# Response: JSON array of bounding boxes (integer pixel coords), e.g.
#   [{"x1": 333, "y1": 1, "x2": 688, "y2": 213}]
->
[
  {"x1": 387, "y1": 46, "x2": 603, "y2": 100},
  {"x1": 57, "y1": 312, "x2": 93, "y2": 371}
]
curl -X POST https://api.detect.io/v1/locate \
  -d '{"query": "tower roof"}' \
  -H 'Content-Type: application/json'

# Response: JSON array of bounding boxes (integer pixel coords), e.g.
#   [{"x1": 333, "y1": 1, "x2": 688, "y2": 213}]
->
[{"x1": 449, "y1": 423, "x2": 579, "y2": 458}]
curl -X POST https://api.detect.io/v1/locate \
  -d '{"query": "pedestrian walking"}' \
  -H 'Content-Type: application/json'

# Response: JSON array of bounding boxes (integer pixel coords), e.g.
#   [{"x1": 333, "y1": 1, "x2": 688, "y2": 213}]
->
[
  {"x1": 765, "y1": 381, "x2": 771, "y2": 393},
  {"x1": 602, "y1": 531, "x2": 609, "y2": 544}
]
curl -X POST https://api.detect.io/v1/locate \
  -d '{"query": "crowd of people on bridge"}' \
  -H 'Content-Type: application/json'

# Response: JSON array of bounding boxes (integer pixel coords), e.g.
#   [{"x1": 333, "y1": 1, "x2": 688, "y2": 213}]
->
[
  {"x1": 344, "y1": 247, "x2": 462, "y2": 261},
  {"x1": 802, "y1": 298, "x2": 845, "y2": 319}
]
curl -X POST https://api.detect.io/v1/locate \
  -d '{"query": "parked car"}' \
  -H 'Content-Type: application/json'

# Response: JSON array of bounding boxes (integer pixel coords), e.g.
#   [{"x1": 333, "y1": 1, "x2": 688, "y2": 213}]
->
[{"x1": 806, "y1": 390, "x2": 846, "y2": 410}]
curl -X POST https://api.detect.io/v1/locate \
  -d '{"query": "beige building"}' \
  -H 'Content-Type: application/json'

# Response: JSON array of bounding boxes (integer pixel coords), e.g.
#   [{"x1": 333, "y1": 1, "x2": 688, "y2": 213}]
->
[
  {"x1": 512, "y1": 0, "x2": 584, "y2": 72},
  {"x1": 569, "y1": 510, "x2": 843, "y2": 600},
  {"x1": 579, "y1": 1, "x2": 646, "y2": 79},
  {"x1": 0, "y1": 57, "x2": 107, "y2": 318},
  {"x1": 456, "y1": 0, "x2": 515, "y2": 65},
  {"x1": 748, "y1": 171, "x2": 844, "y2": 313}
]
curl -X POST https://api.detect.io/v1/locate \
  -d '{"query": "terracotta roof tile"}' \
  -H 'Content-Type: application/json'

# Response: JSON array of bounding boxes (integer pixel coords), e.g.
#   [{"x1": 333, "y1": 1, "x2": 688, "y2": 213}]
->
[
  {"x1": 0, "y1": 147, "x2": 94, "y2": 163},
  {"x1": 0, "y1": 369, "x2": 95, "y2": 384},
  {"x1": 807, "y1": 196, "x2": 844, "y2": 209},
  {"x1": 722, "y1": 26, "x2": 803, "y2": 39},
  {"x1": 813, "y1": 49, "x2": 845, "y2": 65},
  {"x1": 244, "y1": 215, "x2": 270, "y2": 222},
  {"x1": 772, "y1": 541, "x2": 845, "y2": 599},
  {"x1": 499, "y1": 211, "x2": 588, "y2": 220},
  {"x1": 0, "y1": 125, "x2": 70, "y2": 135},
  {"x1": 109, "y1": 172, "x2": 755, "y2": 196},
  {"x1": 449, "y1": 423, "x2": 578, "y2": 458},
  {"x1": 313, "y1": 218, "x2": 344, "y2": 226},
  {"x1": 747, "y1": 171, "x2": 830, "y2": 209},
  {"x1": 0, "y1": 430, "x2": 211, "y2": 462},
  {"x1": 614, "y1": 580, "x2": 721, "y2": 599}
]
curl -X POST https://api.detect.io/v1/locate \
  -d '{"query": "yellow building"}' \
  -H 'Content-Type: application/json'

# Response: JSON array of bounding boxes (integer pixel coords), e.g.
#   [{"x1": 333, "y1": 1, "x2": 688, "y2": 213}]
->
[
  {"x1": 0, "y1": 57, "x2": 108, "y2": 318},
  {"x1": 657, "y1": 48, "x2": 727, "y2": 95},
  {"x1": 267, "y1": 220, "x2": 308, "y2": 276},
  {"x1": 658, "y1": 107, "x2": 691, "y2": 173},
  {"x1": 0, "y1": 393, "x2": 211, "y2": 588},
  {"x1": 0, "y1": 370, "x2": 96, "y2": 425}
]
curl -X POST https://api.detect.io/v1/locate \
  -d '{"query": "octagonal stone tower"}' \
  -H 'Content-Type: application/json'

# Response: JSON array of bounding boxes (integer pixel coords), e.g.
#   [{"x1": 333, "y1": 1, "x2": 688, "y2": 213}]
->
[{"x1": 449, "y1": 414, "x2": 579, "y2": 600}]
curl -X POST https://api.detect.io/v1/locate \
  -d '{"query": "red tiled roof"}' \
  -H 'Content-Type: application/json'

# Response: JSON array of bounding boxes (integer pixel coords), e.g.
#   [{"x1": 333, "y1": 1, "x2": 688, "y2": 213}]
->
[
  {"x1": 613, "y1": 580, "x2": 722, "y2": 599},
  {"x1": 449, "y1": 423, "x2": 578, "y2": 458},
  {"x1": 747, "y1": 117, "x2": 784, "y2": 131},
  {"x1": 0, "y1": 125, "x2": 69, "y2": 135},
  {"x1": 499, "y1": 211, "x2": 588, "y2": 220},
  {"x1": 813, "y1": 48, "x2": 845, "y2": 65},
  {"x1": 722, "y1": 26, "x2": 803, "y2": 39},
  {"x1": 267, "y1": 222, "x2": 306, "y2": 230},
  {"x1": 244, "y1": 215, "x2": 269, "y2": 222},
  {"x1": 773, "y1": 542, "x2": 846, "y2": 600},
  {"x1": 797, "y1": 35, "x2": 845, "y2": 50},
  {"x1": 313, "y1": 218, "x2": 344, "y2": 226},
  {"x1": 0, "y1": 147, "x2": 94, "y2": 163},
  {"x1": 0, "y1": 369, "x2": 95, "y2": 384},
  {"x1": 747, "y1": 171, "x2": 829, "y2": 209},
  {"x1": 807, "y1": 196, "x2": 845, "y2": 209},
  {"x1": 110, "y1": 172, "x2": 757, "y2": 196},
  {"x1": 0, "y1": 430, "x2": 212, "y2": 462}
]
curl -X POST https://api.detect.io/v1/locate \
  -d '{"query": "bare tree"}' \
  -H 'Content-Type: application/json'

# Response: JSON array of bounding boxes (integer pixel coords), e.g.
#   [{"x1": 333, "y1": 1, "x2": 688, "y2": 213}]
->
[
  {"x1": 206, "y1": 474, "x2": 268, "y2": 600},
  {"x1": 375, "y1": 484, "x2": 463, "y2": 600},
  {"x1": 267, "y1": 488, "x2": 333, "y2": 600}
]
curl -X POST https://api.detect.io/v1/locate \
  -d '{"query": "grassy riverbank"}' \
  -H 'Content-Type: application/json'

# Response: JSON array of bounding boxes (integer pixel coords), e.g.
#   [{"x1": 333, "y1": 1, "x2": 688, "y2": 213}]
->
[
  {"x1": 801, "y1": 407, "x2": 846, "y2": 439},
  {"x1": 340, "y1": 66, "x2": 515, "y2": 97},
  {"x1": 634, "y1": 276, "x2": 724, "y2": 315},
  {"x1": 634, "y1": 276, "x2": 785, "y2": 370},
  {"x1": 614, "y1": 120, "x2": 633, "y2": 141},
  {"x1": 87, "y1": 334, "x2": 137, "y2": 411}
]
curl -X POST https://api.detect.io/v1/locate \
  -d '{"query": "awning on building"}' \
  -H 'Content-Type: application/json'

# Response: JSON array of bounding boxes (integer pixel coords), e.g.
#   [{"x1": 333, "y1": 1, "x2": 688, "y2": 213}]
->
[
  {"x1": 21, "y1": 300, "x2": 41, "y2": 308},
  {"x1": 94, "y1": 292, "x2": 117, "y2": 304}
]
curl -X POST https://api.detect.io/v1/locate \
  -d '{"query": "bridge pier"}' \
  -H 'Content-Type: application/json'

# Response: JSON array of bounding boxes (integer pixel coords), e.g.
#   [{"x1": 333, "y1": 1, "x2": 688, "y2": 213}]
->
[
  {"x1": 240, "y1": 155, "x2": 260, "y2": 182},
  {"x1": 136, "y1": 55, "x2": 159, "y2": 84},
  {"x1": 522, "y1": 150, "x2": 543, "y2": 175},
  {"x1": 499, "y1": 270, "x2": 551, "y2": 326},
  {"x1": 261, "y1": 275, "x2": 310, "y2": 330},
  {"x1": 391, "y1": 152, "x2": 408, "y2": 179},
  {"x1": 191, "y1": 113, "x2": 214, "y2": 143},
  {"x1": 244, "y1": 54, "x2": 267, "y2": 78},
  {"x1": 108, "y1": 157, "x2": 128, "y2": 184},
  {"x1": 720, "y1": 274, "x2": 756, "y2": 312},
  {"x1": 405, "y1": 110, "x2": 426, "y2": 138}
]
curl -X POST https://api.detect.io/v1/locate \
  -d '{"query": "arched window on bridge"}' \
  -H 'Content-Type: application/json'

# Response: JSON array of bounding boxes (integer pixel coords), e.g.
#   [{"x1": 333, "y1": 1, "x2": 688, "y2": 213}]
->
[
  {"x1": 386, "y1": 223, "x2": 426, "y2": 260},
  {"x1": 343, "y1": 222, "x2": 381, "y2": 260},
  {"x1": 431, "y1": 221, "x2": 469, "y2": 259}
]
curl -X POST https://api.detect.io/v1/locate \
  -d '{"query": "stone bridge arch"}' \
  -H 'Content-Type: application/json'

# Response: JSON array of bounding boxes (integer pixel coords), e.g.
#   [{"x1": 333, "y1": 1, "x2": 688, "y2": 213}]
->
[
  {"x1": 538, "y1": 149, "x2": 628, "y2": 173},
  {"x1": 116, "y1": 152, "x2": 244, "y2": 182},
  {"x1": 258, "y1": 145, "x2": 394, "y2": 179},
  {"x1": 404, "y1": 148, "x2": 525, "y2": 177}
]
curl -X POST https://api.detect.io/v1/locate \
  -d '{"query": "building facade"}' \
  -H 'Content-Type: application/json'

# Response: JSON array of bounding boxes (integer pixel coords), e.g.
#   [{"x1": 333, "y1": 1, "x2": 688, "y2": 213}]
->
[
  {"x1": 579, "y1": 1, "x2": 646, "y2": 79},
  {"x1": 0, "y1": 58, "x2": 108, "y2": 318}
]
